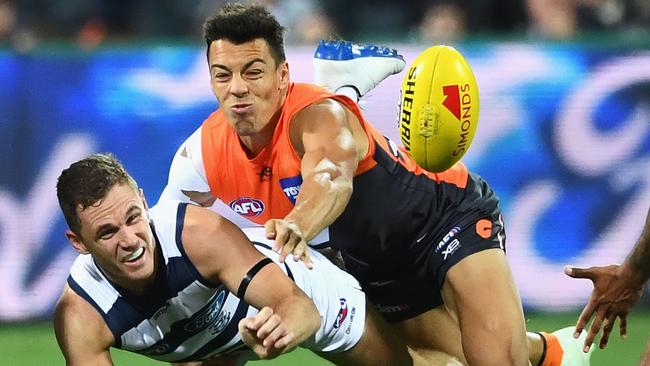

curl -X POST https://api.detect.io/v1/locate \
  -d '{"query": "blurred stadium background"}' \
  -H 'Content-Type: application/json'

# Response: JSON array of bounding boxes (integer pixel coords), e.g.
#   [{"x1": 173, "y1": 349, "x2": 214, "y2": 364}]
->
[{"x1": 1, "y1": 0, "x2": 649, "y2": 364}]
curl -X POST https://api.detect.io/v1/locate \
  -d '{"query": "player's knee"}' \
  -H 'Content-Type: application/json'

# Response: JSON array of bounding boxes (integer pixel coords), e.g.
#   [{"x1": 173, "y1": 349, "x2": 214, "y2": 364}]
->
[{"x1": 464, "y1": 320, "x2": 528, "y2": 366}]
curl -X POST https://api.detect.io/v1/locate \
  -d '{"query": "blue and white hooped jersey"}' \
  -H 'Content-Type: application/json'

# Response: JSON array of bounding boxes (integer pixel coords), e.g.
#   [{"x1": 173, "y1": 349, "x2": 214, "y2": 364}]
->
[
  {"x1": 67, "y1": 200, "x2": 366, "y2": 363},
  {"x1": 67, "y1": 201, "x2": 257, "y2": 362}
]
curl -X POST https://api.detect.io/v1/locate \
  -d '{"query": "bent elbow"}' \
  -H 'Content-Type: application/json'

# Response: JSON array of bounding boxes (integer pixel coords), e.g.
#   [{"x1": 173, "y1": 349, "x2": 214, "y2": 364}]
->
[{"x1": 305, "y1": 298, "x2": 321, "y2": 335}]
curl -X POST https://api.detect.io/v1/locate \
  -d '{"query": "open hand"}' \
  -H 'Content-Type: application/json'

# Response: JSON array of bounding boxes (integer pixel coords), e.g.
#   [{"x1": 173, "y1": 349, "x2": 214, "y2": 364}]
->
[{"x1": 564, "y1": 264, "x2": 644, "y2": 351}]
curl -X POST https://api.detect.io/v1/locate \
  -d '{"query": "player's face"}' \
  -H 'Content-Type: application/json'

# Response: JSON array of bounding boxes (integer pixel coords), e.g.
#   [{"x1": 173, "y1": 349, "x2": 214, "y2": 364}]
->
[
  {"x1": 70, "y1": 183, "x2": 156, "y2": 293},
  {"x1": 207, "y1": 38, "x2": 289, "y2": 138}
]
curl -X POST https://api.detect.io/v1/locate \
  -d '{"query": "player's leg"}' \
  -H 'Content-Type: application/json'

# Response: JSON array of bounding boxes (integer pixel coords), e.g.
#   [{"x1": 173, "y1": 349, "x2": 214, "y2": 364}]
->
[
  {"x1": 390, "y1": 305, "x2": 467, "y2": 364},
  {"x1": 443, "y1": 248, "x2": 529, "y2": 365},
  {"x1": 441, "y1": 254, "x2": 593, "y2": 366},
  {"x1": 297, "y1": 246, "x2": 460, "y2": 366},
  {"x1": 381, "y1": 247, "x2": 527, "y2": 366},
  {"x1": 317, "y1": 303, "x2": 462, "y2": 366},
  {"x1": 391, "y1": 306, "x2": 570, "y2": 366},
  {"x1": 383, "y1": 216, "x2": 592, "y2": 366}
]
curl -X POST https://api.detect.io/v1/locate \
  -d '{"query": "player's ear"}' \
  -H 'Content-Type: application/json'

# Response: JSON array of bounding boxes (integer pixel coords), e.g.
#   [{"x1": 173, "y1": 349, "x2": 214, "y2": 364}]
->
[
  {"x1": 66, "y1": 230, "x2": 89, "y2": 254},
  {"x1": 139, "y1": 188, "x2": 149, "y2": 210},
  {"x1": 139, "y1": 188, "x2": 152, "y2": 221},
  {"x1": 278, "y1": 61, "x2": 289, "y2": 89}
]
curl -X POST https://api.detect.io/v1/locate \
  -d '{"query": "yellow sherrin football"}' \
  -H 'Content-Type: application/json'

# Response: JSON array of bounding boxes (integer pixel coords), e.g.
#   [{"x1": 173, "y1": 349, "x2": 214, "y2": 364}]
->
[{"x1": 397, "y1": 45, "x2": 479, "y2": 172}]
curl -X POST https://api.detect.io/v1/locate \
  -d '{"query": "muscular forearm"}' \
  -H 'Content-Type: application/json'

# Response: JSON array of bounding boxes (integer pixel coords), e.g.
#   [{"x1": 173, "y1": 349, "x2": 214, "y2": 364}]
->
[
  {"x1": 623, "y1": 207, "x2": 650, "y2": 285},
  {"x1": 285, "y1": 169, "x2": 352, "y2": 241}
]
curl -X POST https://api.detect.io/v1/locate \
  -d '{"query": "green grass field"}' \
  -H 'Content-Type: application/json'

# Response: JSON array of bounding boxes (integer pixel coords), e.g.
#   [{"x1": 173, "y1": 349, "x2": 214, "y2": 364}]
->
[{"x1": 2, "y1": 311, "x2": 648, "y2": 365}]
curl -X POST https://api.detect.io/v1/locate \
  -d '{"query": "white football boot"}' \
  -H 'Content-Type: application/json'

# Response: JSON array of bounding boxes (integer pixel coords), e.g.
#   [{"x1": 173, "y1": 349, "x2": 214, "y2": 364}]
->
[
  {"x1": 313, "y1": 40, "x2": 406, "y2": 99},
  {"x1": 553, "y1": 326, "x2": 594, "y2": 366}
]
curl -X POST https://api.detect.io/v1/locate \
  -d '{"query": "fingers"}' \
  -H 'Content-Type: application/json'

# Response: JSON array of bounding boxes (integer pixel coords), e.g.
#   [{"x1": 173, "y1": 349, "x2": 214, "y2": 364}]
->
[
  {"x1": 241, "y1": 307, "x2": 290, "y2": 348},
  {"x1": 238, "y1": 317, "x2": 257, "y2": 348},
  {"x1": 244, "y1": 306, "x2": 274, "y2": 332},
  {"x1": 238, "y1": 318, "x2": 251, "y2": 336},
  {"x1": 264, "y1": 220, "x2": 313, "y2": 268},
  {"x1": 255, "y1": 312, "x2": 282, "y2": 346},
  {"x1": 565, "y1": 265, "x2": 593, "y2": 279},
  {"x1": 272, "y1": 331, "x2": 296, "y2": 349},
  {"x1": 291, "y1": 243, "x2": 313, "y2": 269},
  {"x1": 599, "y1": 313, "x2": 616, "y2": 349},
  {"x1": 575, "y1": 297, "x2": 597, "y2": 338},
  {"x1": 258, "y1": 316, "x2": 289, "y2": 348},
  {"x1": 266, "y1": 220, "x2": 300, "y2": 256},
  {"x1": 265, "y1": 220, "x2": 278, "y2": 241},
  {"x1": 278, "y1": 231, "x2": 301, "y2": 263},
  {"x1": 619, "y1": 314, "x2": 628, "y2": 339},
  {"x1": 584, "y1": 306, "x2": 608, "y2": 353}
]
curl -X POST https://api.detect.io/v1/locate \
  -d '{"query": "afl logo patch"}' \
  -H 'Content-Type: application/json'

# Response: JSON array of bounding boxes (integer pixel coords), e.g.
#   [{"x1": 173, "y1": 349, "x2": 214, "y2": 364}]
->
[
  {"x1": 229, "y1": 197, "x2": 265, "y2": 217},
  {"x1": 333, "y1": 298, "x2": 348, "y2": 329}
]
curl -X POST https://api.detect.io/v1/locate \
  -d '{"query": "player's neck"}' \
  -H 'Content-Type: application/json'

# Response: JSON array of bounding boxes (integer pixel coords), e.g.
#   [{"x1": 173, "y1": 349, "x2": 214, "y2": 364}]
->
[{"x1": 239, "y1": 109, "x2": 282, "y2": 158}]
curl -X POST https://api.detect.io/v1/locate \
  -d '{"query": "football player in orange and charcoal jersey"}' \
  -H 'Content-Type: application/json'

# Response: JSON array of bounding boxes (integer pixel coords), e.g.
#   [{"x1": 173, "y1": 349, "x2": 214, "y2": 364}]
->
[{"x1": 159, "y1": 4, "x2": 592, "y2": 366}]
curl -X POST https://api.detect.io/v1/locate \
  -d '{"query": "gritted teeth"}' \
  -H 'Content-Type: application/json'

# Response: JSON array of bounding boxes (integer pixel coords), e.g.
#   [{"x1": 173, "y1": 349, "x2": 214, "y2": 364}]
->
[{"x1": 124, "y1": 247, "x2": 144, "y2": 262}]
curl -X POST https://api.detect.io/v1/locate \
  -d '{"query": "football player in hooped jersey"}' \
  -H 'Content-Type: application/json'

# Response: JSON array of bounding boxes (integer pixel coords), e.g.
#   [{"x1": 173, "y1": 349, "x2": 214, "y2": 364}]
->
[
  {"x1": 54, "y1": 153, "x2": 437, "y2": 366},
  {"x1": 160, "y1": 3, "x2": 592, "y2": 366}
]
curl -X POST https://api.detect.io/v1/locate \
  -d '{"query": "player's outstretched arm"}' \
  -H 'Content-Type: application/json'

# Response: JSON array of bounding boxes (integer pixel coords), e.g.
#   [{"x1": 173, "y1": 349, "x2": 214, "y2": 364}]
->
[
  {"x1": 182, "y1": 205, "x2": 320, "y2": 359},
  {"x1": 54, "y1": 285, "x2": 115, "y2": 366},
  {"x1": 565, "y1": 206, "x2": 650, "y2": 351},
  {"x1": 265, "y1": 99, "x2": 362, "y2": 266}
]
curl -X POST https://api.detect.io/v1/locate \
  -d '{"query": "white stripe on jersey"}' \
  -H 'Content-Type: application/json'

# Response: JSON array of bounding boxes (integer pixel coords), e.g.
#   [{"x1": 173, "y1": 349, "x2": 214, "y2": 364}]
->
[
  {"x1": 69, "y1": 255, "x2": 120, "y2": 313},
  {"x1": 119, "y1": 282, "x2": 232, "y2": 352}
]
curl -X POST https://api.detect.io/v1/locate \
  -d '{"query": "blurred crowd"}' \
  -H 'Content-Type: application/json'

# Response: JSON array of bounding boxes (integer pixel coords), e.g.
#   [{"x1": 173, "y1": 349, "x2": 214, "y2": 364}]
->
[{"x1": 0, "y1": 0, "x2": 648, "y2": 51}]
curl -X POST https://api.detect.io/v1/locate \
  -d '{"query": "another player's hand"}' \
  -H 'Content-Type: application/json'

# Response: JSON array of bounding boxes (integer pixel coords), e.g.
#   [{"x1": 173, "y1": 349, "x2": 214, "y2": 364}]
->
[
  {"x1": 264, "y1": 219, "x2": 313, "y2": 269},
  {"x1": 564, "y1": 264, "x2": 644, "y2": 352},
  {"x1": 238, "y1": 306, "x2": 295, "y2": 359}
]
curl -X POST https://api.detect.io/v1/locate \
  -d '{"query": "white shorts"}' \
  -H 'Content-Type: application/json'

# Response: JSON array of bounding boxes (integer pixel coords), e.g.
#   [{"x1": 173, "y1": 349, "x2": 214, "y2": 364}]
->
[{"x1": 243, "y1": 227, "x2": 366, "y2": 353}]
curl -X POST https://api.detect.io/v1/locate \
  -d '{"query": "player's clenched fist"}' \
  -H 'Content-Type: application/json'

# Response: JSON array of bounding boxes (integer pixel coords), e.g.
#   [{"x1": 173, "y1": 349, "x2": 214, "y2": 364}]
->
[
  {"x1": 264, "y1": 219, "x2": 313, "y2": 269},
  {"x1": 238, "y1": 306, "x2": 296, "y2": 359}
]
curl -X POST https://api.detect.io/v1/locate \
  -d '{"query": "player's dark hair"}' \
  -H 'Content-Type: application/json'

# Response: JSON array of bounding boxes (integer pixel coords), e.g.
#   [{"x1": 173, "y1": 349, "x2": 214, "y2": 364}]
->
[
  {"x1": 203, "y1": 3, "x2": 286, "y2": 66},
  {"x1": 57, "y1": 153, "x2": 138, "y2": 235}
]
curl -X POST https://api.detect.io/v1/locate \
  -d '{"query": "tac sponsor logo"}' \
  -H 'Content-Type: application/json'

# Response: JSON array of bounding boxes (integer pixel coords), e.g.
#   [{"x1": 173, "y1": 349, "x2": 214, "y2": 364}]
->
[
  {"x1": 184, "y1": 290, "x2": 226, "y2": 332},
  {"x1": 434, "y1": 226, "x2": 461, "y2": 253},
  {"x1": 229, "y1": 197, "x2": 265, "y2": 217},
  {"x1": 279, "y1": 175, "x2": 303, "y2": 204},
  {"x1": 333, "y1": 298, "x2": 348, "y2": 329},
  {"x1": 442, "y1": 84, "x2": 474, "y2": 157}
]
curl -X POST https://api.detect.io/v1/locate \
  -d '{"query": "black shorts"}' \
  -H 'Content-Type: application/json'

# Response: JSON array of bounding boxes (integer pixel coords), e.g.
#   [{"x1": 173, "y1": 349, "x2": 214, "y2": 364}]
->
[{"x1": 342, "y1": 214, "x2": 506, "y2": 322}]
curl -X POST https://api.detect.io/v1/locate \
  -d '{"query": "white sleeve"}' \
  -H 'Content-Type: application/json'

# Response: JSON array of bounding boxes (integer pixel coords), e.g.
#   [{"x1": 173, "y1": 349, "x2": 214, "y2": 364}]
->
[
  {"x1": 157, "y1": 128, "x2": 210, "y2": 205},
  {"x1": 157, "y1": 127, "x2": 259, "y2": 229}
]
